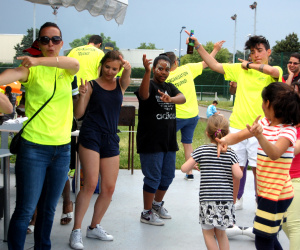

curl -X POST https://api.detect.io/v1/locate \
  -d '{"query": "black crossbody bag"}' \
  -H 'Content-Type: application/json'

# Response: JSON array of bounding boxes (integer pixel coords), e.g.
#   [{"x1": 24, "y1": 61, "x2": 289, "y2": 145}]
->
[{"x1": 10, "y1": 76, "x2": 57, "y2": 154}]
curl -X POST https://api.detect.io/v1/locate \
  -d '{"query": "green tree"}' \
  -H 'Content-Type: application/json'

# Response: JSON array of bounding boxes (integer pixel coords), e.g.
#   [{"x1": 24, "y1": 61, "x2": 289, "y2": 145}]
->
[
  {"x1": 136, "y1": 42, "x2": 160, "y2": 49},
  {"x1": 68, "y1": 33, "x2": 119, "y2": 51},
  {"x1": 180, "y1": 41, "x2": 231, "y2": 65},
  {"x1": 271, "y1": 33, "x2": 300, "y2": 73},
  {"x1": 272, "y1": 33, "x2": 300, "y2": 53},
  {"x1": 14, "y1": 28, "x2": 39, "y2": 62}
]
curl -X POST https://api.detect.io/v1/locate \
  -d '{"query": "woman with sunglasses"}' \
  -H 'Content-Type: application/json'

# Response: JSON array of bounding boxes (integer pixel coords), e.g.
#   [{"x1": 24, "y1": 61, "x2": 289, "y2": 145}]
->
[{"x1": 0, "y1": 22, "x2": 79, "y2": 249}]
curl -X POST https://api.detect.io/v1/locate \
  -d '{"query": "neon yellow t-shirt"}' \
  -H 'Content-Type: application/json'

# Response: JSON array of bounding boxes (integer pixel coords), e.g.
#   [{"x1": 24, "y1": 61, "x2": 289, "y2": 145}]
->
[
  {"x1": 68, "y1": 44, "x2": 104, "y2": 86},
  {"x1": 21, "y1": 66, "x2": 74, "y2": 145},
  {"x1": 166, "y1": 63, "x2": 203, "y2": 118},
  {"x1": 223, "y1": 63, "x2": 283, "y2": 130}
]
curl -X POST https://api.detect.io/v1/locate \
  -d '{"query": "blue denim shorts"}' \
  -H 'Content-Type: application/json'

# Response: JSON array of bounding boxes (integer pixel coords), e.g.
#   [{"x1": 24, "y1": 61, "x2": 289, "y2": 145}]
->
[
  {"x1": 176, "y1": 115, "x2": 199, "y2": 144},
  {"x1": 140, "y1": 151, "x2": 176, "y2": 192}
]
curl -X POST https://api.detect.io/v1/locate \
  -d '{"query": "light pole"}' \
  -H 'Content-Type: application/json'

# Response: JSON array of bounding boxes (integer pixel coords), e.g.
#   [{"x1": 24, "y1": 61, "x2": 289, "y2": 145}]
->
[
  {"x1": 250, "y1": 2, "x2": 257, "y2": 35},
  {"x1": 179, "y1": 26, "x2": 186, "y2": 66},
  {"x1": 231, "y1": 14, "x2": 237, "y2": 63},
  {"x1": 244, "y1": 34, "x2": 252, "y2": 60}
]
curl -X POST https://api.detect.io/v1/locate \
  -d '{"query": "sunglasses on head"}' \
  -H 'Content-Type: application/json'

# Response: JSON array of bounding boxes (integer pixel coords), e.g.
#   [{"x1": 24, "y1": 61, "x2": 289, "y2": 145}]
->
[
  {"x1": 38, "y1": 36, "x2": 62, "y2": 45},
  {"x1": 288, "y1": 61, "x2": 300, "y2": 65}
]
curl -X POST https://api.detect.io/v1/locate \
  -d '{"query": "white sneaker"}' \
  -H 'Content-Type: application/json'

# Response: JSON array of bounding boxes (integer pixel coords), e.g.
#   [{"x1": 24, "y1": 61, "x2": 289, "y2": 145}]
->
[
  {"x1": 152, "y1": 201, "x2": 172, "y2": 219},
  {"x1": 86, "y1": 224, "x2": 113, "y2": 241},
  {"x1": 69, "y1": 229, "x2": 84, "y2": 249},
  {"x1": 235, "y1": 197, "x2": 243, "y2": 210},
  {"x1": 140, "y1": 210, "x2": 164, "y2": 226}
]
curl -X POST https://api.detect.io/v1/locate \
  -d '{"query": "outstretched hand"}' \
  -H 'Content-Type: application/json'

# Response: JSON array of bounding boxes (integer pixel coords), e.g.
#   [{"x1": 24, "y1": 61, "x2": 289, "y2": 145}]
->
[
  {"x1": 184, "y1": 30, "x2": 200, "y2": 47},
  {"x1": 142, "y1": 54, "x2": 152, "y2": 72},
  {"x1": 79, "y1": 78, "x2": 89, "y2": 97},
  {"x1": 246, "y1": 115, "x2": 262, "y2": 138},
  {"x1": 17, "y1": 56, "x2": 38, "y2": 69},
  {"x1": 215, "y1": 137, "x2": 228, "y2": 158},
  {"x1": 158, "y1": 89, "x2": 172, "y2": 103},
  {"x1": 119, "y1": 55, "x2": 131, "y2": 71},
  {"x1": 214, "y1": 41, "x2": 226, "y2": 52}
]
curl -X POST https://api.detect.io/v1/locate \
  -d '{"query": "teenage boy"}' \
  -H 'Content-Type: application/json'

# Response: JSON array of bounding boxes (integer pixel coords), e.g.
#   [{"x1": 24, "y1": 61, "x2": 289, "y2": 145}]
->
[
  {"x1": 282, "y1": 53, "x2": 300, "y2": 85},
  {"x1": 186, "y1": 32, "x2": 283, "y2": 208}
]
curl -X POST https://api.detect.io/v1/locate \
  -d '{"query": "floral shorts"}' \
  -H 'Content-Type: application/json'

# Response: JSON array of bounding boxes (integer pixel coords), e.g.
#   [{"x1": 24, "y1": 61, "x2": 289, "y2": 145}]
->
[{"x1": 199, "y1": 200, "x2": 236, "y2": 228}]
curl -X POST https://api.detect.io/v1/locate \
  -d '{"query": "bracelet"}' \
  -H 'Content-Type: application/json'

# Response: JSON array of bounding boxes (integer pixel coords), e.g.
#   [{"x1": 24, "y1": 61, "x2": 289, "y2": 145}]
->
[
  {"x1": 195, "y1": 43, "x2": 201, "y2": 50},
  {"x1": 246, "y1": 62, "x2": 253, "y2": 69},
  {"x1": 56, "y1": 57, "x2": 59, "y2": 65},
  {"x1": 259, "y1": 64, "x2": 265, "y2": 73}
]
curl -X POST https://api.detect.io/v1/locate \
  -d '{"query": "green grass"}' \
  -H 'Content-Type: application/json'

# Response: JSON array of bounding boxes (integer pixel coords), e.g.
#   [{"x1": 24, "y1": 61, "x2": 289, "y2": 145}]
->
[
  {"x1": 198, "y1": 100, "x2": 234, "y2": 111},
  {"x1": 118, "y1": 119, "x2": 208, "y2": 169}
]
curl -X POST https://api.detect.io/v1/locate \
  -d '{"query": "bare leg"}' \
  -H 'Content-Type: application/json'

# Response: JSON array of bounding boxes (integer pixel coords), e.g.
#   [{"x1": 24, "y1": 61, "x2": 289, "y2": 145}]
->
[
  {"x1": 154, "y1": 189, "x2": 167, "y2": 203},
  {"x1": 143, "y1": 190, "x2": 155, "y2": 210},
  {"x1": 233, "y1": 166, "x2": 244, "y2": 203},
  {"x1": 61, "y1": 179, "x2": 73, "y2": 225},
  {"x1": 73, "y1": 145, "x2": 100, "y2": 230},
  {"x1": 182, "y1": 143, "x2": 194, "y2": 175},
  {"x1": 202, "y1": 228, "x2": 219, "y2": 250},
  {"x1": 90, "y1": 156, "x2": 119, "y2": 228},
  {"x1": 215, "y1": 228, "x2": 230, "y2": 250}
]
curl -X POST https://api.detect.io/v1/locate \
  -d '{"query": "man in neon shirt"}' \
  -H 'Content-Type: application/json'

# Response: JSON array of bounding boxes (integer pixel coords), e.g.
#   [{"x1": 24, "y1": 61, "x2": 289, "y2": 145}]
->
[
  {"x1": 282, "y1": 53, "x2": 300, "y2": 85},
  {"x1": 187, "y1": 32, "x2": 283, "y2": 207},
  {"x1": 68, "y1": 35, "x2": 104, "y2": 87}
]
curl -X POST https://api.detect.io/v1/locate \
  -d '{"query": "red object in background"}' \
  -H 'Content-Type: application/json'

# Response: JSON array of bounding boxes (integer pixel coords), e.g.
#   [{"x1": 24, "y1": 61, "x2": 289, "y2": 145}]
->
[{"x1": 0, "y1": 81, "x2": 22, "y2": 95}]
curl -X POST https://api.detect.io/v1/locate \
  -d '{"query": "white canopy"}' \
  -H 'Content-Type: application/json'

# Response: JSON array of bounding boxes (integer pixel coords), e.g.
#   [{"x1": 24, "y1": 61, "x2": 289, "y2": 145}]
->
[{"x1": 25, "y1": 0, "x2": 129, "y2": 25}]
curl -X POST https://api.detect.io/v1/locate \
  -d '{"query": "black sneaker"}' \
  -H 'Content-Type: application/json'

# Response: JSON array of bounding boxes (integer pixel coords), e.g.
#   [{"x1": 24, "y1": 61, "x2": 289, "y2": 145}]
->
[{"x1": 184, "y1": 174, "x2": 194, "y2": 180}]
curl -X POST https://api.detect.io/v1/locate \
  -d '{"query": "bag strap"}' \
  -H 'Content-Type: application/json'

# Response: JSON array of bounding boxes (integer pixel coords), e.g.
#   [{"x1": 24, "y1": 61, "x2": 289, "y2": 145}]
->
[{"x1": 21, "y1": 71, "x2": 57, "y2": 132}]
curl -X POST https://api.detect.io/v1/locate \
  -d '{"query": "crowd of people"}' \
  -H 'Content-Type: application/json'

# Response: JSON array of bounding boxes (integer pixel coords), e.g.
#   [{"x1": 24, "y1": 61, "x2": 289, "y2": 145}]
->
[{"x1": 0, "y1": 21, "x2": 299, "y2": 250}]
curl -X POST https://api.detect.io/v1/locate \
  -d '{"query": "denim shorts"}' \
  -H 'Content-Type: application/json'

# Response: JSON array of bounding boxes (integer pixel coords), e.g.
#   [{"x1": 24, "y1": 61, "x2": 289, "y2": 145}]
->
[
  {"x1": 79, "y1": 127, "x2": 120, "y2": 158},
  {"x1": 176, "y1": 116, "x2": 199, "y2": 144},
  {"x1": 140, "y1": 151, "x2": 176, "y2": 192}
]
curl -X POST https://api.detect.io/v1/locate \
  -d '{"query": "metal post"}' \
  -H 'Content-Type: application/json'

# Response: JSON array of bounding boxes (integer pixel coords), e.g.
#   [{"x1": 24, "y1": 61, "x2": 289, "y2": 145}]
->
[
  {"x1": 179, "y1": 26, "x2": 186, "y2": 66},
  {"x1": 33, "y1": 4, "x2": 36, "y2": 42},
  {"x1": 231, "y1": 14, "x2": 237, "y2": 63}
]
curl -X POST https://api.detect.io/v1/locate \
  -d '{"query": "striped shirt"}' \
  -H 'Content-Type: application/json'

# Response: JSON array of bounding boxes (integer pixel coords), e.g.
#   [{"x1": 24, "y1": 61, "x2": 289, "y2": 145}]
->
[
  {"x1": 253, "y1": 117, "x2": 296, "y2": 237},
  {"x1": 191, "y1": 144, "x2": 239, "y2": 202},
  {"x1": 257, "y1": 118, "x2": 296, "y2": 201}
]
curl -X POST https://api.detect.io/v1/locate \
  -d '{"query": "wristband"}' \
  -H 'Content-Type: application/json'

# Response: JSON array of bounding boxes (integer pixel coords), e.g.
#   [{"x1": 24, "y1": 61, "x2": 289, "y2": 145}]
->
[
  {"x1": 195, "y1": 43, "x2": 201, "y2": 50},
  {"x1": 259, "y1": 64, "x2": 265, "y2": 72},
  {"x1": 246, "y1": 62, "x2": 253, "y2": 69}
]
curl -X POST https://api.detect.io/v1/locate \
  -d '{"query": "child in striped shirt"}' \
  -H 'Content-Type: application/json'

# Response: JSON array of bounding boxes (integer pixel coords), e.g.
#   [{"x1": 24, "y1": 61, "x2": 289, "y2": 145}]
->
[
  {"x1": 181, "y1": 114, "x2": 242, "y2": 250},
  {"x1": 216, "y1": 82, "x2": 300, "y2": 250}
]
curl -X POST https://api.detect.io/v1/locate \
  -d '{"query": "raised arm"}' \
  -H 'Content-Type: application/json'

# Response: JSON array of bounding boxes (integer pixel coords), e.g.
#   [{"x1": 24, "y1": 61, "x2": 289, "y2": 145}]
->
[
  {"x1": 119, "y1": 55, "x2": 132, "y2": 94},
  {"x1": 202, "y1": 40, "x2": 226, "y2": 69},
  {"x1": 185, "y1": 31, "x2": 225, "y2": 74},
  {"x1": 17, "y1": 56, "x2": 79, "y2": 75},
  {"x1": 284, "y1": 66, "x2": 294, "y2": 86},
  {"x1": 0, "y1": 93, "x2": 13, "y2": 114},
  {"x1": 237, "y1": 58, "x2": 280, "y2": 78},
  {"x1": 139, "y1": 54, "x2": 152, "y2": 100}
]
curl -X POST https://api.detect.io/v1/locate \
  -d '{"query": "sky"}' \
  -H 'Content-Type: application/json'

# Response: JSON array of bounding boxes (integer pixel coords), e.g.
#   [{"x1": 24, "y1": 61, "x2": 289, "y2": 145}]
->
[{"x1": 0, "y1": 0, "x2": 299, "y2": 58}]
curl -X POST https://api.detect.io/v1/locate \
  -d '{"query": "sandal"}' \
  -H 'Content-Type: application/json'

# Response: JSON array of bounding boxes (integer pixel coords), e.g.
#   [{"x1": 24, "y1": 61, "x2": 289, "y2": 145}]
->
[
  {"x1": 27, "y1": 225, "x2": 35, "y2": 234},
  {"x1": 60, "y1": 201, "x2": 73, "y2": 225}
]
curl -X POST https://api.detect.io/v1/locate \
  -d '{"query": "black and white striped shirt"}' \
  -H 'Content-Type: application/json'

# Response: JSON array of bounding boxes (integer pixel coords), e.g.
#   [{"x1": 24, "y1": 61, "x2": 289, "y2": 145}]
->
[{"x1": 191, "y1": 144, "x2": 239, "y2": 202}]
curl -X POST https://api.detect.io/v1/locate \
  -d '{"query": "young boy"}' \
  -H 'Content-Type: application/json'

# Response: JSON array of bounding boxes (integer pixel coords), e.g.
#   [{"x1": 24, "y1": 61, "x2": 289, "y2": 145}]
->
[
  {"x1": 206, "y1": 100, "x2": 220, "y2": 118},
  {"x1": 186, "y1": 32, "x2": 283, "y2": 209},
  {"x1": 135, "y1": 54, "x2": 185, "y2": 226}
]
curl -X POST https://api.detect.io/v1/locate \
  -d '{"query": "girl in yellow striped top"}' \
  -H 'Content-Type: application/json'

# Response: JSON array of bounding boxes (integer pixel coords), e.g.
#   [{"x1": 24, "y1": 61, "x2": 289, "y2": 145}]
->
[{"x1": 216, "y1": 82, "x2": 300, "y2": 250}]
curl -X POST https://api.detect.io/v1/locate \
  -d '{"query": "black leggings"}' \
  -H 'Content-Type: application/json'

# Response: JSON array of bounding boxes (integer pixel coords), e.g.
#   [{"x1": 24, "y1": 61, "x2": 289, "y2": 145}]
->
[{"x1": 255, "y1": 235, "x2": 283, "y2": 250}]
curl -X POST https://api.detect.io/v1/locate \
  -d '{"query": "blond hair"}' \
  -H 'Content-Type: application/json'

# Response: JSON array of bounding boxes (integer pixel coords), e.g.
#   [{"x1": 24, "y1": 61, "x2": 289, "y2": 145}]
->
[{"x1": 206, "y1": 114, "x2": 229, "y2": 142}]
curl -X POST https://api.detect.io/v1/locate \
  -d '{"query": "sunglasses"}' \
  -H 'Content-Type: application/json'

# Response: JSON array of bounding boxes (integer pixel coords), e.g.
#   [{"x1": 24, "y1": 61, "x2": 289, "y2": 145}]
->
[
  {"x1": 38, "y1": 36, "x2": 62, "y2": 45},
  {"x1": 288, "y1": 61, "x2": 300, "y2": 65}
]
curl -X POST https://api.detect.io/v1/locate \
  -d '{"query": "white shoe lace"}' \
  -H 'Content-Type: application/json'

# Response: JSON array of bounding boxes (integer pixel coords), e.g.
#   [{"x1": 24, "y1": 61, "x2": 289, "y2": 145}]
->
[{"x1": 72, "y1": 231, "x2": 82, "y2": 244}]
